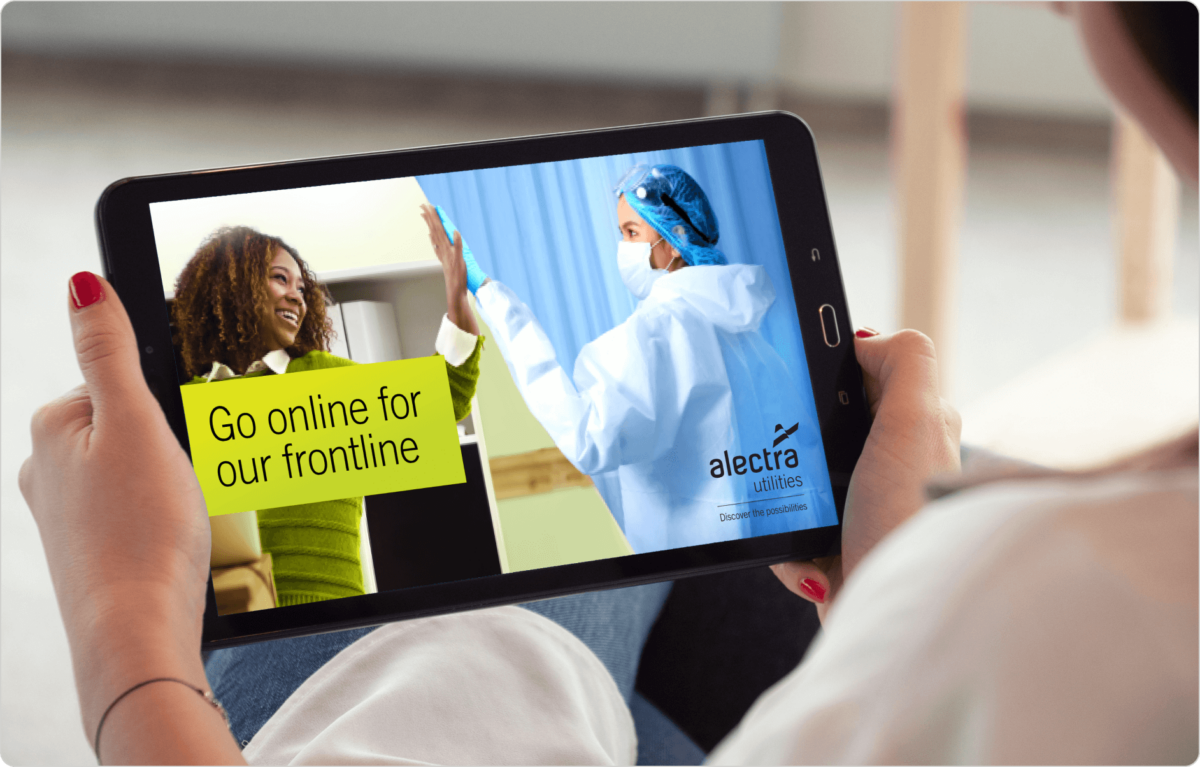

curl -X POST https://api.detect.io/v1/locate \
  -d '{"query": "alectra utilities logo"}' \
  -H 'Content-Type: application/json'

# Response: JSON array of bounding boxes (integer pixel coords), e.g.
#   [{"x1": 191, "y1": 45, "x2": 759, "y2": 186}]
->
[
  {"x1": 772, "y1": 422, "x2": 799, "y2": 447},
  {"x1": 708, "y1": 422, "x2": 802, "y2": 479}
]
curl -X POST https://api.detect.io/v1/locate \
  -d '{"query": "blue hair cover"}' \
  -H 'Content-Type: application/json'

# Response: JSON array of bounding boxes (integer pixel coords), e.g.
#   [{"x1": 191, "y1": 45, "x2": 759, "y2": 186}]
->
[{"x1": 614, "y1": 164, "x2": 727, "y2": 266}]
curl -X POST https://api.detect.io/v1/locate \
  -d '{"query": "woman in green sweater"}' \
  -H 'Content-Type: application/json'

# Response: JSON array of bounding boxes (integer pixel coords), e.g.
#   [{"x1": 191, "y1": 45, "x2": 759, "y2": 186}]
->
[{"x1": 173, "y1": 206, "x2": 482, "y2": 609}]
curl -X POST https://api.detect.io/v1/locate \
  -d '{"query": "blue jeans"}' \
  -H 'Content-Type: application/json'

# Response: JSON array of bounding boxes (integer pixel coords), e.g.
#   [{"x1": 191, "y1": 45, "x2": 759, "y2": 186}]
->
[{"x1": 205, "y1": 583, "x2": 704, "y2": 765}]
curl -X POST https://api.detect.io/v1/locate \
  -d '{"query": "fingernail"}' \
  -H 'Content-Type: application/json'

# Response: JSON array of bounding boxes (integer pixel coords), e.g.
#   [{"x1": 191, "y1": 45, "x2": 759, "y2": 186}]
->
[
  {"x1": 69, "y1": 271, "x2": 104, "y2": 310},
  {"x1": 855, "y1": 327, "x2": 879, "y2": 338},
  {"x1": 798, "y1": 578, "x2": 826, "y2": 603}
]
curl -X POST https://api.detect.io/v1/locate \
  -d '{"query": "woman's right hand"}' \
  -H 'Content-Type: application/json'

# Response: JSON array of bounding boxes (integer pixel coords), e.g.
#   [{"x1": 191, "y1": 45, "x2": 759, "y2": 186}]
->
[
  {"x1": 422, "y1": 204, "x2": 467, "y2": 295},
  {"x1": 422, "y1": 204, "x2": 480, "y2": 336},
  {"x1": 771, "y1": 329, "x2": 961, "y2": 620}
]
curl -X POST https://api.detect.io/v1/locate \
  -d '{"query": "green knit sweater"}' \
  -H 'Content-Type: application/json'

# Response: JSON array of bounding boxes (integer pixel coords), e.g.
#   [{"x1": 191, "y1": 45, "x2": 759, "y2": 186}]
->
[{"x1": 188, "y1": 342, "x2": 483, "y2": 607}]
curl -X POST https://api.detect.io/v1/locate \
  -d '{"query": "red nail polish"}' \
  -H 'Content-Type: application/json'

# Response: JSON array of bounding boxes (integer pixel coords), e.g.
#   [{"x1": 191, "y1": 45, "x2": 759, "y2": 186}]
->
[
  {"x1": 70, "y1": 272, "x2": 104, "y2": 309},
  {"x1": 798, "y1": 578, "x2": 826, "y2": 603},
  {"x1": 855, "y1": 328, "x2": 879, "y2": 338}
]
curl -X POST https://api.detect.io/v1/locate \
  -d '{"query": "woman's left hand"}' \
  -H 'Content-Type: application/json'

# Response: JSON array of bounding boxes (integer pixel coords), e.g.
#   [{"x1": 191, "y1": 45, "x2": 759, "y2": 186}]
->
[
  {"x1": 19, "y1": 273, "x2": 218, "y2": 752},
  {"x1": 421, "y1": 204, "x2": 479, "y2": 335},
  {"x1": 771, "y1": 330, "x2": 961, "y2": 621}
]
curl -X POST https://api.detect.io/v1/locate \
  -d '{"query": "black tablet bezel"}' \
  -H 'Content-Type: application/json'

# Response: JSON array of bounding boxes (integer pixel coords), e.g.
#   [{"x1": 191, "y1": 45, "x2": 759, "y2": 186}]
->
[{"x1": 94, "y1": 112, "x2": 870, "y2": 649}]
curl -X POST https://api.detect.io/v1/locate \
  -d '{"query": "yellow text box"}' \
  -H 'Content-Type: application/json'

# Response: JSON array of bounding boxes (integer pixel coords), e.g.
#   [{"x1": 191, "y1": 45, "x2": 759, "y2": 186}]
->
[{"x1": 181, "y1": 357, "x2": 465, "y2": 517}]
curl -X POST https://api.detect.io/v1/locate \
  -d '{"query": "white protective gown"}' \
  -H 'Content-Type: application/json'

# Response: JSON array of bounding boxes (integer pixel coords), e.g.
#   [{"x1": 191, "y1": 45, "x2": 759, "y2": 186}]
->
[{"x1": 475, "y1": 264, "x2": 837, "y2": 555}]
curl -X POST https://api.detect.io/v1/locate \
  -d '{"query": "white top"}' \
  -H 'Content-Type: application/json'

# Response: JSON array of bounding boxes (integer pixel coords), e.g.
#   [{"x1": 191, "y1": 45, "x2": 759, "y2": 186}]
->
[
  {"x1": 244, "y1": 468, "x2": 1198, "y2": 765},
  {"x1": 244, "y1": 606, "x2": 635, "y2": 765},
  {"x1": 711, "y1": 467, "x2": 1198, "y2": 764},
  {"x1": 204, "y1": 316, "x2": 478, "y2": 382}
]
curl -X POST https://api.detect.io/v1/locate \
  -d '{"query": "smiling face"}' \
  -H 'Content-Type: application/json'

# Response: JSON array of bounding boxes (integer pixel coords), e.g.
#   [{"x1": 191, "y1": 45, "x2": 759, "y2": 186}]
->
[
  {"x1": 261, "y1": 247, "x2": 307, "y2": 352},
  {"x1": 617, "y1": 196, "x2": 684, "y2": 272}
]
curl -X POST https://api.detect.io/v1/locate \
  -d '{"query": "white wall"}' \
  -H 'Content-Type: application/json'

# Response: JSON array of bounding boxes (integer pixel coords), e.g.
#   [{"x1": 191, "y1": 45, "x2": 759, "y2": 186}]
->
[
  {"x1": 150, "y1": 177, "x2": 436, "y2": 294},
  {"x1": 3, "y1": 1, "x2": 1112, "y2": 118},
  {"x1": 965, "y1": 3, "x2": 1111, "y2": 117},
  {"x1": 0, "y1": 2, "x2": 782, "y2": 83},
  {"x1": 775, "y1": 2, "x2": 899, "y2": 101},
  {"x1": 775, "y1": 2, "x2": 1111, "y2": 118}
]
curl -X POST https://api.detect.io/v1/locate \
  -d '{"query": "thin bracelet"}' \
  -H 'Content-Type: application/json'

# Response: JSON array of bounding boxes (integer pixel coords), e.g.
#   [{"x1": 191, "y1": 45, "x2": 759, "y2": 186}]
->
[{"x1": 93, "y1": 677, "x2": 229, "y2": 762}]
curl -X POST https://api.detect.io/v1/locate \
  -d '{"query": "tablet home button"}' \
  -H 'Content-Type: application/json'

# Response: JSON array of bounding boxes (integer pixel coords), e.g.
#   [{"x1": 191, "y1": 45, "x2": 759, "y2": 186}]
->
[{"x1": 818, "y1": 304, "x2": 840, "y2": 347}]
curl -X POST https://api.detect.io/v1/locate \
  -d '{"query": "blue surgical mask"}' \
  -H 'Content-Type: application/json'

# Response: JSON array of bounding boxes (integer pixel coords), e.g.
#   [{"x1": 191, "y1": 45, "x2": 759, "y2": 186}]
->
[{"x1": 617, "y1": 238, "x2": 667, "y2": 300}]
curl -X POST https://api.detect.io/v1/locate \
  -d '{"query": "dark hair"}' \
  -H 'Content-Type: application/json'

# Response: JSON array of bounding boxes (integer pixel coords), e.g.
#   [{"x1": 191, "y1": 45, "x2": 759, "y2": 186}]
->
[
  {"x1": 1117, "y1": 2, "x2": 1198, "y2": 123},
  {"x1": 171, "y1": 226, "x2": 332, "y2": 378}
]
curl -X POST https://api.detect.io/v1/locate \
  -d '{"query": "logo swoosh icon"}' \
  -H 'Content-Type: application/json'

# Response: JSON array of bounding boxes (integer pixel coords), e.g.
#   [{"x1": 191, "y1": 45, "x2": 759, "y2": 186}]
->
[{"x1": 772, "y1": 422, "x2": 799, "y2": 447}]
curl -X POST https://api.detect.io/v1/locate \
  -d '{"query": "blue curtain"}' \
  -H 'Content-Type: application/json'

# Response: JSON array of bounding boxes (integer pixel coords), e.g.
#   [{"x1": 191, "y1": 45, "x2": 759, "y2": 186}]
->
[{"x1": 416, "y1": 140, "x2": 809, "y2": 392}]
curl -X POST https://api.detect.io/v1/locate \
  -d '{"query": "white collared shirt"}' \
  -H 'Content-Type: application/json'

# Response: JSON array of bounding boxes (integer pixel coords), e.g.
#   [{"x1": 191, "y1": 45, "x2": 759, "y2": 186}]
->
[
  {"x1": 203, "y1": 316, "x2": 478, "y2": 382},
  {"x1": 205, "y1": 348, "x2": 292, "y2": 382}
]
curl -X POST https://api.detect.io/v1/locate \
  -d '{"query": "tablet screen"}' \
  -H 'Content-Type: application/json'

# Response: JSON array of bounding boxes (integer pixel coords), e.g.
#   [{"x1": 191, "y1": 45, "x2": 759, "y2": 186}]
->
[{"x1": 148, "y1": 139, "x2": 838, "y2": 616}]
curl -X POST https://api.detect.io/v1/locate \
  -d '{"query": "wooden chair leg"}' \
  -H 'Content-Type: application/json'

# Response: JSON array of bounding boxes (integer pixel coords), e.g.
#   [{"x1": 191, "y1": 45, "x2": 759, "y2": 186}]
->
[
  {"x1": 893, "y1": 1, "x2": 968, "y2": 399},
  {"x1": 1114, "y1": 111, "x2": 1180, "y2": 324}
]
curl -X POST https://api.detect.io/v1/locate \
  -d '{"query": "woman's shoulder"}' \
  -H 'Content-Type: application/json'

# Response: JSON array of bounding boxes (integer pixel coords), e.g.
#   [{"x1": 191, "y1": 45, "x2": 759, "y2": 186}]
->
[{"x1": 288, "y1": 351, "x2": 358, "y2": 372}]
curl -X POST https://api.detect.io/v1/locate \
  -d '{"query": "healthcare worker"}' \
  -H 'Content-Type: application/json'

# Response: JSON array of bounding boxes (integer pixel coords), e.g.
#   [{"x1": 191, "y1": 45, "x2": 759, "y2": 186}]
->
[{"x1": 435, "y1": 164, "x2": 836, "y2": 554}]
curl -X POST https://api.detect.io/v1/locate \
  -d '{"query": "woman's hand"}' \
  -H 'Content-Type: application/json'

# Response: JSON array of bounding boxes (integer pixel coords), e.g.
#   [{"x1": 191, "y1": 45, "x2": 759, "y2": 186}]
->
[
  {"x1": 421, "y1": 204, "x2": 479, "y2": 336},
  {"x1": 20, "y1": 273, "x2": 240, "y2": 763},
  {"x1": 771, "y1": 329, "x2": 961, "y2": 621}
]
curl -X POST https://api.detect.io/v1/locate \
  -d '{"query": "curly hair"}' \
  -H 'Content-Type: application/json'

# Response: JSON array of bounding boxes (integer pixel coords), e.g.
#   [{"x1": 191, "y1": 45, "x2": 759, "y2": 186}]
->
[{"x1": 171, "y1": 226, "x2": 333, "y2": 379}]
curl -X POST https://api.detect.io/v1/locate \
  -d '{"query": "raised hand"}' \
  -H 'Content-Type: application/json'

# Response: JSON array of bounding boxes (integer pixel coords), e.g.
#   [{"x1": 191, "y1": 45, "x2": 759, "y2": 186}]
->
[
  {"x1": 421, "y1": 204, "x2": 480, "y2": 335},
  {"x1": 424, "y1": 205, "x2": 489, "y2": 295}
]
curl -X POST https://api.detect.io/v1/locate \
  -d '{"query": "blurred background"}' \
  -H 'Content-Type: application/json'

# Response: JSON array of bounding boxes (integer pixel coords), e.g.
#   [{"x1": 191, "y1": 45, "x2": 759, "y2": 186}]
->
[{"x1": 2, "y1": 3, "x2": 1196, "y2": 763}]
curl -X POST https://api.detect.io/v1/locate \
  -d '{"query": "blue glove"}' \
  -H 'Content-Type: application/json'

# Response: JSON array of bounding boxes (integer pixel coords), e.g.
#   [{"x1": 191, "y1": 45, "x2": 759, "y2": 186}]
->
[{"x1": 435, "y1": 205, "x2": 489, "y2": 295}]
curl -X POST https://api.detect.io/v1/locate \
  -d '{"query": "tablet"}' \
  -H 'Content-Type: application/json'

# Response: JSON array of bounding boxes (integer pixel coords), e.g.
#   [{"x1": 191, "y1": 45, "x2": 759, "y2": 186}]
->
[{"x1": 95, "y1": 112, "x2": 870, "y2": 649}]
